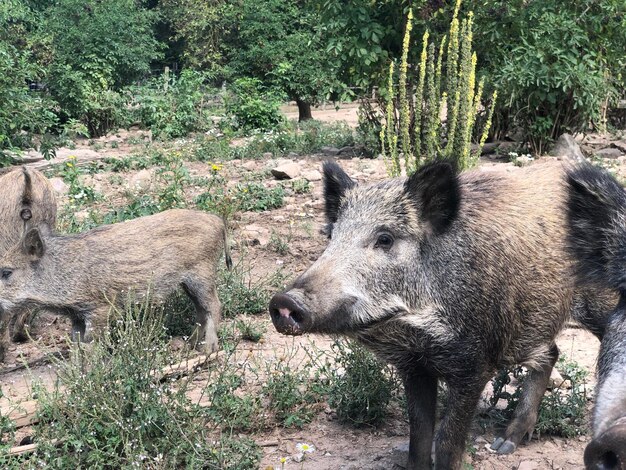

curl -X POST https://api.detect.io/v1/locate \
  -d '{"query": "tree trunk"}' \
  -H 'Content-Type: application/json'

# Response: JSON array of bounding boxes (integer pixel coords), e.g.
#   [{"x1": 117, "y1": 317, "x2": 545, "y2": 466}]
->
[{"x1": 296, "y1": 98, "x2": 313, "y2": 121}]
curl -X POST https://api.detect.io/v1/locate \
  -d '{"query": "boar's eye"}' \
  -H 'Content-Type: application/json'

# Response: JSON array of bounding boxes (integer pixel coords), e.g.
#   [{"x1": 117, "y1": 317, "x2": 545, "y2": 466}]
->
[
  {"x1": 374, "y1": 233, "x2": 394, "y2": 250},
  {"x1": 1, "y1": 269, "x2": 12, "y2": 280}
]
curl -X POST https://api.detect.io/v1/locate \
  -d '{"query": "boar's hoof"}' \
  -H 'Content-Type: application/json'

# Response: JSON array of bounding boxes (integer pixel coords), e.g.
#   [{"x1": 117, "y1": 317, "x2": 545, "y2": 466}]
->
[
  {"x1": 269, "y1": 293, "x2": 310, "y2": 336},
  {"x1": 490, "y1": 437, "x2": 517, "y2": 454},
  {"x1": 585, "y1": 421, "x2": 626, "y2": 470}
]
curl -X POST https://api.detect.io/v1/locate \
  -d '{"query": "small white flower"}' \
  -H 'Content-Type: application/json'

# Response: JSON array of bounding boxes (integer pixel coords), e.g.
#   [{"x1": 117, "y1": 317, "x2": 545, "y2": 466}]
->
[{"x1": 296, "y1": 442, "x2": 315, "y2": 454}]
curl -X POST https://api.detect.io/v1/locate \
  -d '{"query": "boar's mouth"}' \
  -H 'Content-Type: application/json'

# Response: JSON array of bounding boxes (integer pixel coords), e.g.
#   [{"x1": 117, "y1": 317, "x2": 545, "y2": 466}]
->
[
  {"x1": 585, "y1": 418, "x2": 626, "y2": 470},
  {"x1": 269, "y1": 292, "x2": 406, "y2": 337}
]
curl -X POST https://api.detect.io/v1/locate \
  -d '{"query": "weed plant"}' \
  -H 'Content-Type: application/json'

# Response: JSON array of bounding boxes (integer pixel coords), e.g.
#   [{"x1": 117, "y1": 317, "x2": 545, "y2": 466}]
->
[{"x1": 30, "y1": 299, "x2": 260, "y2": 469}]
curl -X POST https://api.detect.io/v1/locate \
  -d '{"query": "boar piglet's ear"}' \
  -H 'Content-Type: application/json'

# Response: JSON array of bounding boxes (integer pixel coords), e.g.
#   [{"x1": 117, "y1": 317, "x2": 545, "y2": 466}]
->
[
  {"x1": 405, "y1": 161, "x2": 460, "y2": 235},
  {"x1": 323, "y1": 161, "x2": 356, "y2": 224},
  {"x1": 22, "y1": 228, "x2": 46, "y2": 259}
]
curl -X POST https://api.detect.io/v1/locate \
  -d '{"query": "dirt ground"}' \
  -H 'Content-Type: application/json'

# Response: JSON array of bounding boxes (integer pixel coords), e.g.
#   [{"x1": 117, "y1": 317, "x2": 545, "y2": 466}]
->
[{"x1": 2, "y1": 104, "x2": 625, "y2": 469}]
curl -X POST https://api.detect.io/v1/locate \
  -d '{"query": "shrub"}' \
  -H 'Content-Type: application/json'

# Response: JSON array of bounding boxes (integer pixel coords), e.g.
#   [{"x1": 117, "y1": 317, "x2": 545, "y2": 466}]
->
[
  {"x1": 127, "y1": 70, "x2": 217, "y2": 139},
  {"x1": 474, "y1": 1, "x2": 626, "y2": 154},
  {"x1": 0, "y1": 29, "x2": 57, "y2": 165},
  {"x1": 264, "y1": 357, "x2": 325, "y2": 428},
  {"x1": 325, "y1": 339, "x2": 396, "y2": 427},
  {"x1": 31, "y1": 300, "x2": 242, "y2": 468},
  {"x1": 217, "y1": 257, "x2": 282, "y2": 318},
  {"x1": 225, "y1": 78, "x2": 284, "y2": 132}
]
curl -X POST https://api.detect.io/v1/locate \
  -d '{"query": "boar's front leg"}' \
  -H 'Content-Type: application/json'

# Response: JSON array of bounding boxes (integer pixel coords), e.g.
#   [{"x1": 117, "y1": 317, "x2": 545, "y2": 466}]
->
[
  {"x1": 492, "y1": 344, "x2": 559, "y2": 454},
  {"x1": 403, "y1": 370, "x2": 437, "y2": 470},
  {"x1": 434, "y1": 375, "x2": 489, "y2": 469}
]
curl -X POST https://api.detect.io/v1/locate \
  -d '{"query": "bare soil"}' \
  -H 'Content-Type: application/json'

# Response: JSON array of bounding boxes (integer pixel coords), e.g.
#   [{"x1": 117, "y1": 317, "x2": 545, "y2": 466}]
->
[{"x1": 2, "y1": 106, "x2": 625, "y2": 469}]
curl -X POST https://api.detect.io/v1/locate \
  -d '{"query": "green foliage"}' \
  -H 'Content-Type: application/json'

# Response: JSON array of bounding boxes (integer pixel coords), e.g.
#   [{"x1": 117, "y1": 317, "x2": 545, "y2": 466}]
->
[
  {"x1": 205, "y1": 371, "x2": 263, "y2": 433},
  {"x1": 382, "y1": 1, "x2": 496, "y2": 174},
  {"x1": 127, "y1": 70, "x2": 217, "y2": 139},
  {"x1": 236, "y1": 318, "x2": 266, "y2": 343},
  {"x1": 158, "y1": 0, "x2": 231, "y2": 75},
  {"x1": 485, "y1": 359, "x2": 589, "y2": 438},
  {"x1": 325, "y1": 339, "x2": 396, "y2": 427},
  {"x1": 43, "y1": 0, "x2": 161, "y2": 136},
  {"x1": 226, "y1": 0, "x2": 345, "y2": 115},
  {"x1": 225, "y1": 78, "x2": 284, "y2": 132},
  {"x1": 31, "y1": 300, "x2": 234, "y2": 468},
  {"x1": 535, "y1": 359, "x2": 589, "y2": 437},
  {"x1": 0, "y1": 2, "x2": 57, "y2": 165},
  {"x1": 59, "y1": 156, "x2": 99, "y2": 204},
  {"x1": 217, "y1": 256, "x2": 281, "y2": 318},
  {"x1": 473, "y1": 1, "x2": 626, "y2": 153},
  {"x1": 263, "y1": 355, "x2": 325, "y2": 428}
]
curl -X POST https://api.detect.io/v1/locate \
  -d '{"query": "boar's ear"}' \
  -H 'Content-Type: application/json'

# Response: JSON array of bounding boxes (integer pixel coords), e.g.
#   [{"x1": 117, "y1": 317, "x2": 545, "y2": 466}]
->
[
  {"x1": 405, "y1": 161, "x2": 460, "y2": 235},
  {"x1": 323, "y1": 161, "x2": 356, "y2": 224},
  {"x1": 22, "y1": 228, "x2": 46, "y2": 259}
]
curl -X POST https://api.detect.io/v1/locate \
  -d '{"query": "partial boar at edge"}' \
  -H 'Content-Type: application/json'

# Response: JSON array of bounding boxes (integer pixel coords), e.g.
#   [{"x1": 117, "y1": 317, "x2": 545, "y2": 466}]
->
[
  {"x1": 566, "y1": 163, "x2": 626, "y2": 469},
  {"x1": 270, "y1": 160, "x2": 617, "y2": 470},
  {"x1": 0, "y1": 209, "x2": 230, "y2": 355},
  {"x1": 0, "y1": 167, "x2": 57, "y2": 362}
]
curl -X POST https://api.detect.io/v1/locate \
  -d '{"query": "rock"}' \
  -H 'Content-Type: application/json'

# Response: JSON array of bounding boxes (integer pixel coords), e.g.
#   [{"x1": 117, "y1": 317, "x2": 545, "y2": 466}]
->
[
  {"x1": 517, "y1": 461, "x2": 539, "y2": 470},
  {"x1": 287, "y1": 152, "x2": 299, "y2": 159},
  {"x1": 242, "y1": 224, "x2": 270, "y2": 246},
  {"x1": 292, "y1": 453, "x2": 304, "y2": 463},
  {"x1": 548, "y1": 369, "x2": 571, "y2": 389},
  {"x1": 302, "y1": 169, "x2": 322, "y2": 181},
  {"x1": 271, "y1": 162, "x2": 301, "y2": 180},
  {"x1": 595, "y1": 147, "x2": 623, "y2": 159},
  {"x1": 550, "y1": 133, "x2": 585, "y2": 161},
  {"x1": 130, "y1": 169, "x2": 154, "y2": 190},
  {"x1": 242, "y1": 160, "x2": 257, "y2": 171},
  {"x1": 49, "y1": 177, "x2": 68, "y2": 195}
]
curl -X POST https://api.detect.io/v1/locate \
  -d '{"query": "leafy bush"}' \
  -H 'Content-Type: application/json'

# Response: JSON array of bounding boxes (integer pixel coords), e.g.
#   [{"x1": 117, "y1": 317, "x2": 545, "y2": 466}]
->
[
  {"x1": 43, "y1": 0, "x2": 161, "y2": 136},
  {"x1": 31, "y1": 300, "x2": 244, "y2": 468},
  {"x1": 474, "y1": 1, "x2": 626, "y2": 154},
  {"x1": 217, "y1": 258, "x2": 282, "y2": 318},
  {"x1": 263, "y1": 356, "x2": 325, "y2": 428},
  {"x1": 127, "y1": 70, "x2": 217, "y2": 139},
  {"x1": 325, "y1": 339, "x2": 397, "y2": 427},
  {"x1": 0, "y1": 4, "x2": 57, "y2": 165},
  {"x1": 225, "y1": 78, "x2": 284, "y2": 132}
]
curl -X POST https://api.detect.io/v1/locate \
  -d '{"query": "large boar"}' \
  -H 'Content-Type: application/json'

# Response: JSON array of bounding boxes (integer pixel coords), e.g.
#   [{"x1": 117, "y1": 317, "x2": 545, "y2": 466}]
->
[
  {"x1": 269, "y1": 160, "x2": 615, "y2": 469},
  {"x1": 567, "y1": 163, "x2": 626, "y2": 469},
  {"x1": 0, "y1": 209, "x2": 230, "y2": 353},
  {"x1": 0, "y1": 167, "x2": 57, "y2": 361}
]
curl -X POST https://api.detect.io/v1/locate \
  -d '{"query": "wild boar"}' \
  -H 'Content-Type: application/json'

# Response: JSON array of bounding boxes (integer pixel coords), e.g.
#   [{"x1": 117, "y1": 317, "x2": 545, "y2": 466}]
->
[
  {"x1": 269, "y1": 160, "x2": 615, "y2": 469},
  {"x1": 0, "y1": 209, "x2": 231, "y2": 353},
  {"x1": 0, "y1": 167, "x2": 57, "y2": 361},
  {"x1": 566, "y1": 163, "x2": 626, "y2": 469}
]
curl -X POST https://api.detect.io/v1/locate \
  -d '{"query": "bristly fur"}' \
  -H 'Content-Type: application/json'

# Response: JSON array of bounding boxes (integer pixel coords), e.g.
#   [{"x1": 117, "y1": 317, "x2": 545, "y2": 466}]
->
[
  {"x1": 20, "y1": 167, "x2": 33, "y2": 221},
  {"x1": 566, "y1": 163, "x2": 626, "y2": 291},
  {"x1": 405, "y1": 161, "x2": 460, "y2": 235}
]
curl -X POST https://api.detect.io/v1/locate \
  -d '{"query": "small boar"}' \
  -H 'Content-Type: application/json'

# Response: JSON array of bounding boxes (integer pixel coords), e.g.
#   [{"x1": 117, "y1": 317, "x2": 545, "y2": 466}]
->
[
  {"x1": 0, "y1": 167, "x2": 57, "y2": 361},
  {"x1": 269, "y1": 160, "x2": 615, "y2": 469},
  {"x1": 0, "y1": 209, "x2": 231, "y2": 353},
  {"x1": 566, "y1": 163, "x2": 626, "y2": 469}
]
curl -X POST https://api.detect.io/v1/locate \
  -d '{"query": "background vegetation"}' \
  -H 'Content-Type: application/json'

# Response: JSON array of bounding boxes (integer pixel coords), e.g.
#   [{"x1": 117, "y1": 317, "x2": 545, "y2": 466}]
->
[{"x1": 1, "y1": 0, "x2": 624, "y2": 164}]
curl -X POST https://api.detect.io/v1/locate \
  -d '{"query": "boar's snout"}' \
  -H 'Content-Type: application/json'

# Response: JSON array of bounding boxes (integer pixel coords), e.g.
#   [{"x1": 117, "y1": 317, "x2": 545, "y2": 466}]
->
[
  {"x1": 269, "y1": 293, "x2": 312, "y2": 336},
  {"x1": 585, "y1": 420, "x2": 626, "y2": 470}
]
